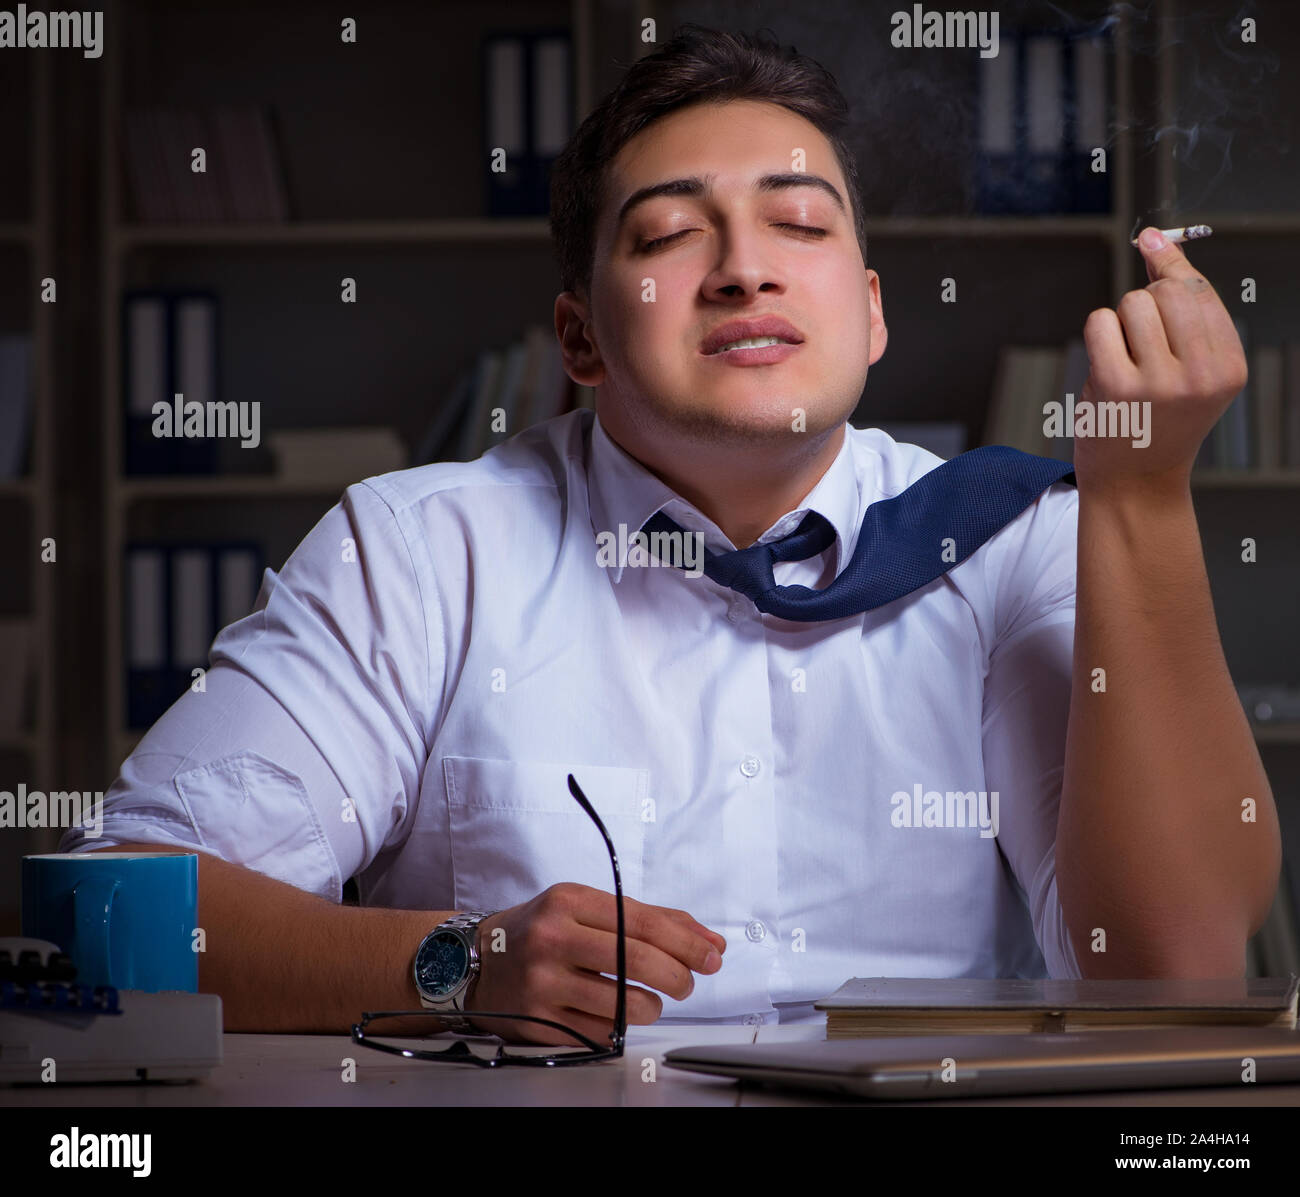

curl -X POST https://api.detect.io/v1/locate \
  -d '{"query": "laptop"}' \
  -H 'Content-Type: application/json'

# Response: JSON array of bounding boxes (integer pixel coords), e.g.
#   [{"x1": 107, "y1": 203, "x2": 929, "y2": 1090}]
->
[{"x1": 662, "y1": 1026, "x2": 1300, "y2": 1100}]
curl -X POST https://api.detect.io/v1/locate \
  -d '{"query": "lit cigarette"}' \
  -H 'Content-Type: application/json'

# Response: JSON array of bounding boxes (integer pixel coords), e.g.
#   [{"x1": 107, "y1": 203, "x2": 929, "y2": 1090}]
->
[{"x1": 1130, "y1": 224, "x2": 1213, "y2": 247}]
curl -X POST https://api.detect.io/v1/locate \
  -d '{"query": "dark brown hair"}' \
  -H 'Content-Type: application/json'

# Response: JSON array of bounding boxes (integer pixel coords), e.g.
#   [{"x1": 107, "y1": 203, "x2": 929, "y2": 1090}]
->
[{"x1": 549, "y1": 24, "x2": 867, "y2": 297}]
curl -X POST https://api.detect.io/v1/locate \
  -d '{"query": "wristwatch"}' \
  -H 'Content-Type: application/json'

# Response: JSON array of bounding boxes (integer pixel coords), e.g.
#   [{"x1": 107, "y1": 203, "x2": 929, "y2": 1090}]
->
[{"x1": 413, "y1": 910, "x2": 498, "y2": 1032}]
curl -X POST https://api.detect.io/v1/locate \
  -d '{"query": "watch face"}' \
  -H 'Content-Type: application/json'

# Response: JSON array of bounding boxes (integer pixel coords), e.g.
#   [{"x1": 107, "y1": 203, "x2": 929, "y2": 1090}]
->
[{"x1": 415, "y1": 931, "x2": 468, "y2": 998}]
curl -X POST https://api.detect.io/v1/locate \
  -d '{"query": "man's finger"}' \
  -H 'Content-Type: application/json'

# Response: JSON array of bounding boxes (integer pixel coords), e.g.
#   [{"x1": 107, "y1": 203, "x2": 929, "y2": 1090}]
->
[
  {"x1": 661, "y1": 906, "x2": 728, "y2": 953},
  {"x1": 558, "y1": 970, "x2": 665, "y2": 1022},
  {"x1": 1144, "y1": 277, "x2": 1214, "y2": 364},
  {"x1": 1135, "y1": 226, "x2": 1205, "y2": 285},
  {"x1": 566, "y1": 923, "x2": 699, "y2": 999},
  {"x1": 575, "y1": 893, "x2": 724, "y2": 973},
  {"x1": 1115, "y1": 288, "x2": 1173, "y2": 367},
  {"x1": 1083, "y1": 306, "x2": 1141, "y2": 388}
]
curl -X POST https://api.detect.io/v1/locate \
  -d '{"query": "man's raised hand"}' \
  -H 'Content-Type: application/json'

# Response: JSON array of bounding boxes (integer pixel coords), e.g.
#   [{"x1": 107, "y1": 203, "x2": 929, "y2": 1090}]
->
[{"x1": 1075, "y1": 225, "x2": 1247, "y2": 492}]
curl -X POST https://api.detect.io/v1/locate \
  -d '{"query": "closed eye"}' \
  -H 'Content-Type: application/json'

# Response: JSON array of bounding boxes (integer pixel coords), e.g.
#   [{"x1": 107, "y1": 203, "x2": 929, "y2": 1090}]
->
[{"x1": 637, "y1": 224, "x2": 828, "y2": 252}]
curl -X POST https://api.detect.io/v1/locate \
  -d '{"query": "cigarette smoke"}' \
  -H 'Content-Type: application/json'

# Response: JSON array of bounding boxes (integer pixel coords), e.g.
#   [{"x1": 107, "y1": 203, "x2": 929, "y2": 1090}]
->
[
  {"x1": 656, "y1": 1, "x2": 1287, "y2": 222},
  {"x1": 1137, "y1": 1, "x2": 1283, "y2": 223}
]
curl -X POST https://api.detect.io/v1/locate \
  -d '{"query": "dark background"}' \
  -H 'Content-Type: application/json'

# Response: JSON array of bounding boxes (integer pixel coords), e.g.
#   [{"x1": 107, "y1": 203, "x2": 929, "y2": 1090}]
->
[{"x1": 1, "y1": 0, "x2": 1297, "y2": 959}]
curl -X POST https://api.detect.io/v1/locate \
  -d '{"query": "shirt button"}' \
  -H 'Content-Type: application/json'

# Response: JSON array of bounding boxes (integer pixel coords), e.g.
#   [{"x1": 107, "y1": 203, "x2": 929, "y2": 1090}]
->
[
  {"x1": 742, "y1": 1013, "x2": 763, "y2": 1027},
  {"x1": 727, "y1": 599, "x2": 745, "y2": 623},
  {"x1": 745, "y1": 919, "x2": 766, "y2": 943},
  {"x1": 739, "y1": 755, "x2": 761, "y2": 778}
]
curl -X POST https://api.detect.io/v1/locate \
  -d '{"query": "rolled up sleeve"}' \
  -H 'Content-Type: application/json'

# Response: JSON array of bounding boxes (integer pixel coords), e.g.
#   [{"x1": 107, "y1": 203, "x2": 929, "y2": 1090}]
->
[{"x1": 59, "y1": 479, "x2": 437, "y2": 903}]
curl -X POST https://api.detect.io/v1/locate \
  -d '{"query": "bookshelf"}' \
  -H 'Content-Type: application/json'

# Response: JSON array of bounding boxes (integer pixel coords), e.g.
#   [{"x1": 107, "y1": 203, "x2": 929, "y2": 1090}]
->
[
  {"x1": 94, "y1": 0, "x2": 1298, "y2": 947},
  {"x1": 115, "y1": 218, "x2": 556, "y2": 248},
  {"x1": 0, "y1": 51, "x2": 57, "y2": 931},
  {"x1": 97, "y1": 0, "x2": 637, "y2": 773}
]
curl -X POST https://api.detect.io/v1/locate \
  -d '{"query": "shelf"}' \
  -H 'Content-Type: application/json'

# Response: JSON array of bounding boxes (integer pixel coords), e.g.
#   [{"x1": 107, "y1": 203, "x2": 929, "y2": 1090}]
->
[
  {"x1": 1190, "y1": 470, "x2": 1300, "y2": 489},
  {"x1": 1251, "y1": 723, "x2": 1300, "y2": 746},
  {"x1": 115, "y1": 218, "x2": 554, "y2": 249},
  {"x1": 1186, "y1": 214, "x2": 1300, "y2": 237},
  {"x1": 118, "y1": 475, "x2": 353, "y2": 501},
  {"x1": 862, "y1": 215, "x2": 1117, "y2": 239},
  {"x1": 111, "y1": 214, "x2": 1124, "y2": 250}
]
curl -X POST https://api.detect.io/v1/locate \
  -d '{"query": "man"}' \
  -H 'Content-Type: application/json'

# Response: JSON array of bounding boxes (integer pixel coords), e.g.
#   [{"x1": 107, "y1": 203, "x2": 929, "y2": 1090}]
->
[{"x1": 66, "y1": 27, "x2": 1279, "y2": 1045}]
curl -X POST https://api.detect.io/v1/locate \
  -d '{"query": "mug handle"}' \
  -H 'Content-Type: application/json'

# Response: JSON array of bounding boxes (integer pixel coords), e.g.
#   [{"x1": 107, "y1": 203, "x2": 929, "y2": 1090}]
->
[{"x1": 73, "y1": 876, "x2": 120, "y2": 987}]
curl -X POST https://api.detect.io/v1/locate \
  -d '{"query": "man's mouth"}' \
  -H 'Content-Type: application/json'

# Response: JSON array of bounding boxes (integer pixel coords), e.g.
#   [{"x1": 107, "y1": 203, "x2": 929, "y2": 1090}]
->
[
  {"x1": 709, "y1": 335, "x2": 796, "y2": 354},
  {"x1": 700, "y1": 317, "x2": 805, "y2": 356}
]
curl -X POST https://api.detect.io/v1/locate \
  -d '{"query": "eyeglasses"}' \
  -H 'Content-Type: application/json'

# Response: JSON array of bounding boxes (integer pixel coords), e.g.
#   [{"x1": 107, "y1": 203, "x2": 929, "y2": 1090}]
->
[{"x1": 351, "y1": 772, "x2": 626, "y2": 1067}]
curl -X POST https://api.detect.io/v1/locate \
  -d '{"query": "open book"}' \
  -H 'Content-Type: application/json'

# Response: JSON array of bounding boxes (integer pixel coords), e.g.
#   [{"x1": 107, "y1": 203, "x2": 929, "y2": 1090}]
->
[{"x1": 815, "y1": 976, "x2": 1300, "y2": 1038}]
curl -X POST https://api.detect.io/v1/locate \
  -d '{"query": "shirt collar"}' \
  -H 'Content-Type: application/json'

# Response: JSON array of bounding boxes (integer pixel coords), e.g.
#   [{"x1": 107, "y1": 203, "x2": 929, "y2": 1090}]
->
[{"x1": 586, "y1": 412, "x2": 862, "y2": 584}]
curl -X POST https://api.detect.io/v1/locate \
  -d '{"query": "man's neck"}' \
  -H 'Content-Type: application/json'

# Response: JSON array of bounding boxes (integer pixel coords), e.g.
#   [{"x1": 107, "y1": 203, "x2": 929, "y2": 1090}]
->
[{"x1": 600, "y1": 415, "x2": 847, "y2": 550}]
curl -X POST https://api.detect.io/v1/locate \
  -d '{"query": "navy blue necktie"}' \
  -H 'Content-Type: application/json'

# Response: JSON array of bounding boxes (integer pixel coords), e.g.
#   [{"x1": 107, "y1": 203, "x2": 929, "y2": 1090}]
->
[{"x1": 641, "y1": 445, "x2": 1076, "y2": 621}]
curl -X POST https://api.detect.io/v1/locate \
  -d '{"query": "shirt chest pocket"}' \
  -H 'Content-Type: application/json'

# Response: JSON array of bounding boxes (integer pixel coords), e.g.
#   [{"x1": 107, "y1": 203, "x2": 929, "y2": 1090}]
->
[{"x1": 442, "y1": 756, "x2": 649, "y2": 912}]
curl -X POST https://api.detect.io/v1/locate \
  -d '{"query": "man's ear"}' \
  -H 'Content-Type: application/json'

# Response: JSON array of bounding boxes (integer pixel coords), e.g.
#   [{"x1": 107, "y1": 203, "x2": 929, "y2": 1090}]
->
[
  {"x1": 865, "y1": 268, "x2": 887, "y2": 366},
  {"x1": 554, "y1": 290, "x2": 605, "y2": 386}
]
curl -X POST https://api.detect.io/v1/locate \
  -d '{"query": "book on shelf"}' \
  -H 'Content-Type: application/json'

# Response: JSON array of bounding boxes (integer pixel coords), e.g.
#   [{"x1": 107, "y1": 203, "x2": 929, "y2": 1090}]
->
[
  {"x1": 123, "y1": 104, "x2": 291, "y2": 223},
  {"x1": 815, "y1": 975, "x2": 1299, "y2": 1039},
  {"x1": 493, "y1": 340, "x2": 531, "y2": 445},
  {"x1": 152, "y1": 108, "x2": 223, "y2": 223},
  {"x1": 1210, "y1": 318, "x2": 1251, "y2": 468},
  {"x1": 530, "y1": 331, "x2": 571, "y2": 427},
  {"x1": 0, "y1": 332, "x2": 32, "y2": 478},
  {"x1": 978, "y1": 330, "x2": 1300, "y2": 475},
  {"x1": 511, "y1": 324, "x2": 556, "y2": 433},
  {"x1": 1195, "y1": 329, "x2": 1300, "y2": 471},
  {"x1": 983, "y1": 343, "x2": 1069, "y2": 457},
  {"x1": 456, "y1": 350, "x2": 505, "y2": 461},
  {"x1": 484, "y1": 30, "x2": 572, "y2": 217},
  {"x1": 125, "y1": 542, "x2": 263, "y2": 730},
  {"x1": 415, "y1": 369, "x2": 476, "y2": 466},
  {"x1": 426, "y1": 326, "x2": 573, "y2": 463},
  {"x1": 209, "y1": 105, "x2": 291, "y2": 221},
  {"x1": 1253, "y1": 344, "x2": 1283, "y2": 470},
  {"x1": 975, "y1": 29, "x2": 1111, "y2": 215},
  {"x1": 267, "y1": 427, "x2": 408, "y2": 485},
  {"x1": 122, "y1": 291, "x2": 220, "y2": 475}
]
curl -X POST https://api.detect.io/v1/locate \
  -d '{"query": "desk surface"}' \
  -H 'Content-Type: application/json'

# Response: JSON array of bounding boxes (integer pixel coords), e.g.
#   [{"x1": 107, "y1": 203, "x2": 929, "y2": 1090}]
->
[{"x1": 5, "y1": 1022, "x2": 1300, "y2": 1106}]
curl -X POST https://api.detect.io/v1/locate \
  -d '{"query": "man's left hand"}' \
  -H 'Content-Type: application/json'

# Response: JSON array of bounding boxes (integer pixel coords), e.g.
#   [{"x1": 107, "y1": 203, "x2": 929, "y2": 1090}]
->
[{"x1": 1073, "y1": 226, "x2": 1247, "y2": 491}]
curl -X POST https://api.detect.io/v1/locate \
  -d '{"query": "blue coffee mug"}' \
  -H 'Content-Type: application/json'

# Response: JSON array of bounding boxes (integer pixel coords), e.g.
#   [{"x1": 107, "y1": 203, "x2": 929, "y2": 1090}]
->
[{"x1": 22, "y1": 852, "x2": 199, "y2": 992}]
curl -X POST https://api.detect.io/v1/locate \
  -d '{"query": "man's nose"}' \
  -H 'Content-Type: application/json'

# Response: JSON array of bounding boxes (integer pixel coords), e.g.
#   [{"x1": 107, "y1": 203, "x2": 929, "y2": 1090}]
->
[{"x1": 703, "y1": 225, "x2": 785, "y2": 297}]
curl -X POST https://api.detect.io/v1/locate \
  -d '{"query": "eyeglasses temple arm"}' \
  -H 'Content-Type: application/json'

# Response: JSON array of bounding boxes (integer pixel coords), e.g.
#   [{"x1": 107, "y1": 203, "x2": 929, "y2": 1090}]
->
[{"x1": 568, "y1": 773, "x2": 626, "y2": 1049}]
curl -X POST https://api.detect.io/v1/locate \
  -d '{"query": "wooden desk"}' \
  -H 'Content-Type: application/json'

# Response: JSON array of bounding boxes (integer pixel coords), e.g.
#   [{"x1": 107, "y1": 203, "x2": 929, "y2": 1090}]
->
[{"x1": 5, "y1": 1021, "x2": 1300, "y2": 1107}]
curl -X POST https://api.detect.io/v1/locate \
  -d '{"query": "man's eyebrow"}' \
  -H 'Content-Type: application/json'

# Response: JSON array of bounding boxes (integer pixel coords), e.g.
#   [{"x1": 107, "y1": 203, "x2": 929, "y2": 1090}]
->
[
  {"x1": 755, "y1": 172, "x2": 847, "y2": 213},
  {"x1": 615, "y1": 173, "x2": 847, "y2": 228}
]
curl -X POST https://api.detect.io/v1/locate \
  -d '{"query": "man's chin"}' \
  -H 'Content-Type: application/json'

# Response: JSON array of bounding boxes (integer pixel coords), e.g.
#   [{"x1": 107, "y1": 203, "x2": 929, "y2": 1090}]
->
[{"x1": 659, "y1": 399, "x2": 840, "y2": 445}]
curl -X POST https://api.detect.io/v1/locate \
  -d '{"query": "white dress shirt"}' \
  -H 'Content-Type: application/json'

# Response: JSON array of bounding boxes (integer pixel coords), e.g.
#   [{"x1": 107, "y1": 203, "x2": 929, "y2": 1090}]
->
[{"x1": 62, "y1": 408, "x2": 1084, "y2": 1024}]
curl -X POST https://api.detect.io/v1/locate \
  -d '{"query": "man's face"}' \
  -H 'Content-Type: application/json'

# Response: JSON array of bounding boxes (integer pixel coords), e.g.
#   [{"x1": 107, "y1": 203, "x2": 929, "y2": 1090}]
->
[{"x1": 561, "y1": 98, "x2": 885, "y2": 446}]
